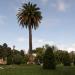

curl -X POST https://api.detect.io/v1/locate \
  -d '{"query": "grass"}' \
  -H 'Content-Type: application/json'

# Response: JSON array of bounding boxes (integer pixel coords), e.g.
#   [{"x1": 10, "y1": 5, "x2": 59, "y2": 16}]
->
[{"x1": 0, "y1": 64, "x2": 75, "y2": 75}]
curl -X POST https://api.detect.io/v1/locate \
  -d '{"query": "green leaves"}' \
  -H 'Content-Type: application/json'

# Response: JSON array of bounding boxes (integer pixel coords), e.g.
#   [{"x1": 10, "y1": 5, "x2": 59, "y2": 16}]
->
[
  {"x1": 43, "y1": 47, "x2": 56, "y2": 69},
  {"x1": 17, "y1": 2, "x2": 42, "y2": 30}
]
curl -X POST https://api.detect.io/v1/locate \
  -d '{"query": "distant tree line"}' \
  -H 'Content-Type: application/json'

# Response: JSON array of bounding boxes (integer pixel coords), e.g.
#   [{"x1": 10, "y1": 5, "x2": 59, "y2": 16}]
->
[
  {"x1": 32, "y1": 44, "x2": 75, "y2": 69},
  {"x1": 0, "y1": 43, "x2": 28, "y2": 65},
  {"x1": 1, "y1": 43, "x2": 75, "y2": 69}
]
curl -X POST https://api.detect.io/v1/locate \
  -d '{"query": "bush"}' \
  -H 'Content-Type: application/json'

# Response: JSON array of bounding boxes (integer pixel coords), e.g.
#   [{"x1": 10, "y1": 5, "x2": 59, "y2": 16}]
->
[
  {"x1": 34, "y1": 55, "x2": 43, "y2": 65},
  {"x1": 43, "y1": 47, "x2": 56, "y2": 69},
  {"x1": 62, "y1": 51, "x2": 71, "y2": 66},
  {"x1": 24, "y1": 54, "x2": 29, "y2": 64},
  {"x1": 13, "y1": 54, "x2": 24, "y2": 64},
  {"x1": 7, "y1": 55, "x2": 13, "y2": 65},
  {"x1": 74, "y1": 60, "x2": 75, "y2": 66}
]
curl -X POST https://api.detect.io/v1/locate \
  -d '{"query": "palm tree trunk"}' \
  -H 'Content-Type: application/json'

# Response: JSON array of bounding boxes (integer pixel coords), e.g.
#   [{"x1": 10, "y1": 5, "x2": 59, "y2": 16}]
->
[
  {"x1": 28, "y1": 25, "x2": 34, "y2": 64},
  {"x1": 29, "y1": 25, "x2": 32, "y2": 54}
]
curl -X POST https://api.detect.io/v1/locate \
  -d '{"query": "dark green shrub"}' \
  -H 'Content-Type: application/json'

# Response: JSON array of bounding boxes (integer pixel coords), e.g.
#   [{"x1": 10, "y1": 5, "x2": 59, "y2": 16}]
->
[
  {"x1": 13, "y1": 54, "x2": 24, "y2": 64},
  {"x1": 43, "y1": 47, "x2": 56, "y2": 69},
  {"x1": 24, "y1": 54, "x2": 29, "y2": 64},
  {"x1": 62, "y1": 51, "x2": 71, "y2": 66},
  {"x1": 74, "y1": 59, "x2": 75, "y2": 66},
  {"x1": 7, "y1": 55, "x2": 13, "y2": 65},
  {"x1": 72, "y1": 55, "x2": 75, "y2": 66}
]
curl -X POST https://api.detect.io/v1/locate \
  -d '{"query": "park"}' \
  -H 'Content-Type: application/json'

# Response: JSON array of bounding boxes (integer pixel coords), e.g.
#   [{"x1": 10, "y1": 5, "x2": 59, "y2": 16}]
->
[{"x1": 0, "y1": 0, "x2": 75, "y2": 75}]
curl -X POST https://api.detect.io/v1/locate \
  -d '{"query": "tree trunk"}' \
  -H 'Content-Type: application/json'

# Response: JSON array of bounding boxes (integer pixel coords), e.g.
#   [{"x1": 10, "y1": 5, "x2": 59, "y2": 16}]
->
[
  {"x1": 29, "y1": 25, "x2": 32, "y2": 54},
  {"x1": 27, "y1": 25, "x2": 34, "y2": 64}
]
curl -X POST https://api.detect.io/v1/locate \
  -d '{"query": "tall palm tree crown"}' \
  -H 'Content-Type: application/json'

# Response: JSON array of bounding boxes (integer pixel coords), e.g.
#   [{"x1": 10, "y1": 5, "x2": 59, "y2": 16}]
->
[{"x1": 17, "y1": 2, "x2": 42, "y2": 54}]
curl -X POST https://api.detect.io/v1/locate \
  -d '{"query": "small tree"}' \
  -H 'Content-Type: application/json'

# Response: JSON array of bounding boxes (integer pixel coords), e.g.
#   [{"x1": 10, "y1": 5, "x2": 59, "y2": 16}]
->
[
  {"x1": 72, "y1": 54, "x2": 75, "y2": 66},
  {"x1": 43, "y1": 47, "x2": 56, "y2": 69},
  {"x1": 13, "y1": 54, "x2": 24, "y2": 64},
  {"x1": 7, "y1": 55, "x2": 13, "y2": 65},
  {"x1": 54, "y1": 50, "x2": 64, "y2": 64},
  {"x1": 20, "y1": 50, "x2": 25, "y2": 57},
  {"x1": 62, "y1": 51, "x2": 71, "y2": 66}
]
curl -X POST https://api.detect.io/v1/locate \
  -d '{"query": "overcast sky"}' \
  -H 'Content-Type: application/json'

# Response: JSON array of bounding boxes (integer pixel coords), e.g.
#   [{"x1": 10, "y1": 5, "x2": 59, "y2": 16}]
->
[{"x1": 0, "y1": 0, "x2": 75, "y2": 52}]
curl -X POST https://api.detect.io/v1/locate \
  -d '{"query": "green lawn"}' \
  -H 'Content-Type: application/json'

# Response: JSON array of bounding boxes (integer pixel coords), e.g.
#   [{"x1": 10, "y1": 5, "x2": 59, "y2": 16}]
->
[{"x1": 0, "y1": 64, "x2": 75, "y2": 75}]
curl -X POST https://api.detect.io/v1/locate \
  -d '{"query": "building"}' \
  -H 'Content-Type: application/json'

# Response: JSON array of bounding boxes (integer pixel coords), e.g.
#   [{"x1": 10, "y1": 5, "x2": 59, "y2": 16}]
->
[{"x1": 0, "y1": 58, "x2": 7, "y2": 64}]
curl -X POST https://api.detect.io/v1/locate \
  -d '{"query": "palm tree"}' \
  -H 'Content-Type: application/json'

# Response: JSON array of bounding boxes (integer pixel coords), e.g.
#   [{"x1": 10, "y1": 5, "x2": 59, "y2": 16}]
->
[{"x1": 17, "y1": 2, "x2": 42, "y2": 54}]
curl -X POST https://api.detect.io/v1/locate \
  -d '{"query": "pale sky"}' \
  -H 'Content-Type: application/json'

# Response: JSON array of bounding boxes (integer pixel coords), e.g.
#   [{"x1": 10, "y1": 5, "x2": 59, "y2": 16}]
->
[{"x1": 0, "y1": 0, "x2": 75, "y2": 52}]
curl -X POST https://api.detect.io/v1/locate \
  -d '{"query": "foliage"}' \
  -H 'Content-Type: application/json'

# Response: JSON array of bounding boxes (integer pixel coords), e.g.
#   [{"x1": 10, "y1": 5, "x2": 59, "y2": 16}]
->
[
  {"x1": 62, "y1": 51, "x2": 71, "y2": 66},
  {"x1": 33, "y1": 47, "x2": 44, "y2": 64},
  {"x1": 20, "y1": 50, "x2": 25, "y2": 57},
  {"x1": 1, "y1": 43, "x2": 75, "y2": 66},
  {"x1": 13, "y1": 54, "x2": 24, "y2": 64},
  {"x1": 17, "y1": 2, "x2": 42, "y2": 29},
  {"x1": 7, "y1": 55, "x2": 13, "y2": 65},
  {"x1": 24, "y1": 54, "x2": 29, "y2": 63},
  {"x1": 0, "y1": 43, "x2": 26, "y2": 65},
  {"x1": 43, "y1": 47, "x2": 56, "y2": 69},
  {"x1": 69, "y1": 51, "x2": 75, "y2": 64},
  {"x1": 54, "y1": 50, "x2": 64, "y2": 64},
  {"x1": 3, "y1": 43, "x2": 8, "y2": 48}
]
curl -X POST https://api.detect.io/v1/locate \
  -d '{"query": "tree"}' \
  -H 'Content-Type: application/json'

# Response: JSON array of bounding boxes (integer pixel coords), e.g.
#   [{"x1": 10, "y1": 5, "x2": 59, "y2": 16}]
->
[
  {"x1": 7, "y1": 55, "x2": 12, "y2": 65},
  {"x1": 13, "y1": 54, "x2": 24, "y2": 64},
  {"x1": 3, "y1": 43, "x2": 8, "y2": 48},
  {"x1": 54, "y1": 50, "x2": 64, "y2": 64},
  {"x1": 17, "y1": 2, "x2": 42, "y2": 54},
  {"x1": 0, "y1": 45, "x2": 3, "y2": 58},
  {"x1": 34, "y1": 47, "x2": 44, "y2": 64},
  {"x1": 43, "y1": 47, "x2": 56, "y2": 70},
  {"x1": 69, "y1": 51, "x2": 75, "y2": 64},
  {"x1": 20, "y1": 50, "x2": 25, "y2": 57},
  {"x1": 62, "y1": 51, "x2": 71, "y2": 66}
]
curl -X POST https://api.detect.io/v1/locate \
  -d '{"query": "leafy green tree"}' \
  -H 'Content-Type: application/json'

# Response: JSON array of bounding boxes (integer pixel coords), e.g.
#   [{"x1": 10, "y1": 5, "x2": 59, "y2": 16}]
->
[
  {"x1": 17, "y1": 2, "x2": 42, "y2": 54},
  {"x1": 2, "y1": 43, "x2": 8, "y2": 58},
  {"x1": 62, "y1": 51, "x2": 71, "y2": 66},
  {"x1": 20, "y1": 50, "x2": 26, "y2": 64},
  {"x1": 7, "y1": 55, "x2": 12, "y2": 65},
  {"x1": 43, "y1": 47, "x2": 56, "y2": 69},
  {"x1": 69, "y1": 51, "x2": 75, "y2": 64},
  {"x1": 6, "y1": 47, "x2": 12, "y2": 65},
  {"x1": 44, "y1": 44, "x2": 50, "y2": 49},
  {"x1": 54, "y1": 50, "x2": 64, "y2": 64},
  {"x1": 0, "y1": 43, "x2": 27, "y2": 65},
  {"x1": 6, "y1": 47, "x2": 12, "y2": 56},
  {"x1": 24, "y1": 54, "x2": 29, "y2": 63},
  {"x1": 20, "y1": 50, "x2": 25, "y2": 57},
  {"x1": 13, "y1": 54, "x2": 24, "y2": 64},
  {"x1": 32, "y1": 47, "x2": 44, "y2": 64},
  {"x1": 0, "y1": 45, "x2": 3, "y2": 58},
  {"x1": 73, "y1": 56, "x2": 75, "y2": 65},
  {"x1": 3, "y1": 43, "x2": 8, "y2": 48},
  {"x1": 70, "y1": 51, "x2": 75, "y2": 65}
]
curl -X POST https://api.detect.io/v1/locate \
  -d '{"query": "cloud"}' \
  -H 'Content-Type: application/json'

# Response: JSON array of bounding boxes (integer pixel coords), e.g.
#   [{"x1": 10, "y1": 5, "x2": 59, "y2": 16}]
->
[
  {"x1": 51, "y1": 0, "x2": 71, "y2": 12},
  {"x1": 57, "y1": 2, "x2": 66, "y2": 11},
  {"x1": 32, "y1": 38, "x2": 55, "y2": 49},
  {"x1": 17, "y1": 37, "x2": 55, "y2": 49},
  {"x1": 57, "y1": 43, "x2": 75, "y2": 52},
  {"x1": 16, "y1": 37, "x2": 75, "y2": 52},
  {"x1": 66, "y1": 44, "x2": 75, "y2": 52},
  {"x1": 33, "y1": 39, "x2": 75, "y2": 53},
  {"x1": 17, "y1": 37, "x2": 25, "y2": 43}
]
